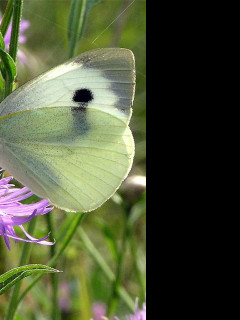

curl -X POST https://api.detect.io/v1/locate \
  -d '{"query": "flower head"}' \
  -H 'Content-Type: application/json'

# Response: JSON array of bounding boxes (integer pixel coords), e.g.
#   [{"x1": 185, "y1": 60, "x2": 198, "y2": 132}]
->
[
  {"x1": 90, "y1": 299, "x2": 146, "y2": 320},
  {"x1": 126, "y1": 300, "x2": 146, "y2": 320},
  {"x1": 91, "y1": 302, "x2": 107, "y2": 320},
  {"x1": 0, "y1": 175, "x2": 54, "y2": 250},
  {"x1": 59, "y1": 282, "x2": 71, "y2": 312}
]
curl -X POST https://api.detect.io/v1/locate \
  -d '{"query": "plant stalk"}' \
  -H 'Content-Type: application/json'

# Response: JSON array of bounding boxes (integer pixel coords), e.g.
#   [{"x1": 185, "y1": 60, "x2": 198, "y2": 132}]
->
[
  {"x1": 4, "y1": 218, "x2": 37, "y2": 320},
  {"x1": 46, "y1": 214, "x2": 60, "y2": 320},
  {"x1": 17, "y1": 214, "x2": 86, "y2": 306},
  {"x1": 78, "y1": 228, "x2": 135, "y2": 312},
  {"x1": 107, "y1": 210, "x2": 131, "y2": 316},
  {"x1": 0, "y1": 0, "x2": 14, "y2": 37},
  {"x1": 3, "y1": 0, "x2": 23, "y2": 98}
]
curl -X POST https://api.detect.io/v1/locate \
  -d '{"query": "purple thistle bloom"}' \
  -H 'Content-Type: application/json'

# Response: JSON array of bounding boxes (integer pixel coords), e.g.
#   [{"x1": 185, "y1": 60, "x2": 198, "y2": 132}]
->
[
  {"x1": 59, "y1": 282, "x2": 71, "y2": 312},
  {"x1": 0, "y1": 17, "x2": 30, "y2": 64},
  {"x1": 90, "y1": 300, "x2": 146, "y2": 320},
  {"x1": 91, "y1": 302, "x2": 107, "y2": 320},
  {"x1": 126, "y1": 300, "x2": 146, "y2": 320},
  {"x1": 0, "y1": 175, "x2": 54, "y2": 250}
]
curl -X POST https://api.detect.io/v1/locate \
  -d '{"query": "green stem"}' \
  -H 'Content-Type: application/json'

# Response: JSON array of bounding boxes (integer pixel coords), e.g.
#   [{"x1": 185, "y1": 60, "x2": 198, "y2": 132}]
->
[
  {"x1": 9, "y1": 0, "x2": 23, "y2": 62},
  {"x1": 0, "y1": 0, "x2": 14, "y2": 37},
  {"x1": 129, "y1": 236, "x2": 146, "y2": 300},
  {"x1": 5, "y1": 218, "x2": 37, "y2": 320},
  {"x1": 3, "y1": 73, "x2": 13, "y2": 98},
  {"x1": 17, "y1": 213, "x2": 86, "y2": 305},
  {"x1": 0, "y1": 244, "x2": 6, "y2": 275},
  {"x1": 46, "y1": 214, "x2": 60, "y2": 320},
  {"x1": 68, "y1": 0, "x2": 87, "y2": 59},
  {"x1": 0, "y1": 0, "x2": 14, "y2": 100},
  {"x1": 78, "y1": 228, "x2": 135, "y2": 312},
  {"x1": 3, "y1": 0, "x2": 23, "y2": 98},
  {"x1": 107, "y1": 210, "x2": 131, "y2": 316}
]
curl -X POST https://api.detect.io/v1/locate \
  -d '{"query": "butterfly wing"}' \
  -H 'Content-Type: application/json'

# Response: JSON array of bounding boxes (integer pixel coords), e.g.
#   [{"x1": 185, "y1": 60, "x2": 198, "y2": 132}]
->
[{"x1": 0, "y1": 48, "x2": 135, "y2": 212}]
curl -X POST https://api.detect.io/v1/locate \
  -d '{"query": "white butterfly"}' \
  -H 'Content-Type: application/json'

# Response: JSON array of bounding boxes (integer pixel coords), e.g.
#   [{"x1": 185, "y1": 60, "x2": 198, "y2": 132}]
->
[{"x1": 0, "y1": 48, "x2": 136, "y2": 212}]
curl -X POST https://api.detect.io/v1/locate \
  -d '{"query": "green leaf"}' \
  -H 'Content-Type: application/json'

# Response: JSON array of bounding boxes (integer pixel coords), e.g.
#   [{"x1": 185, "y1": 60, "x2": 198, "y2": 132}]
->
[
  {"x1": 97, "y1": 219, "x2": 119, "y2": 262},
  {"x1": 127, "y1": 195, "x2": 146, "y2": 227},
  {"x1": 0, "y1": 0, "x2": 14, "y2": 38},
  {"x1": 0, "y1": 264, "x2": 61, "y2": 295},
  {"x1": 0, "y1": 71, "x2": 4, "y2": 101},
  {"x1": 0, "y1": 33, "x2": 6, "y2": 98},
  {"x1": 0, "y1": 31, "x2": 5, "y2": 50},
  {"x1": 0, "y1": 47, "x2": 17, "y2": 82},
  {"x1": 68, "y1": 0, "x2": 100, "y2": 58},
  {"x1": 78, "y1": 228, "x2": 135, "y2": 312}
]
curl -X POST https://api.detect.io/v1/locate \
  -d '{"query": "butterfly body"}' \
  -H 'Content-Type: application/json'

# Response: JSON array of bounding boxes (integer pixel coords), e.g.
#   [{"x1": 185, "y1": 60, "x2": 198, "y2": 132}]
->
[{"x1": 0, "y1": 48, "x2": 135, "y2": 212}]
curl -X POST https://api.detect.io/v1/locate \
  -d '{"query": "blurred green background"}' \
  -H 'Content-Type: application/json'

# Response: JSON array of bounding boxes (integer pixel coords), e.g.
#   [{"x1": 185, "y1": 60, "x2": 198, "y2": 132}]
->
[{"x1": 0, "y1": 0, "x2": 146, "y2": 319}]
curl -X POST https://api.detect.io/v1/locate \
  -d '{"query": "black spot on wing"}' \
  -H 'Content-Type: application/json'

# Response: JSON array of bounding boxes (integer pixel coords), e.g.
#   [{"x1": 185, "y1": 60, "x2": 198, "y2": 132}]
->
[
  {"x1": 73, "y1": 49, "x2": 135, "y2": 116},
  {"x1": 73, "y1": 89, "x2": 93, "y2": 104},
  {"x1": 71, "y1": 89, "x2": 94, "y2": 135}
]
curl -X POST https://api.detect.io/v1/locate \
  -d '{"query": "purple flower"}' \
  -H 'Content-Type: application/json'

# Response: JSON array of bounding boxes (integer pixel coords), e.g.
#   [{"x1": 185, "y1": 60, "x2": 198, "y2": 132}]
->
[
  {"x1": 90, "y1": 300, "x2": 146, "y2": 320},
  {"x1": 0, "y1": 17, "x2": 30, "y2": 64},
  {"x1": 0, "y1": 175, "x2": 54, "y2": 250},
  {"x1": 59, "y1": 282, "x2": 71, "y2": 312},
  {"x1": 91, "y1": 302, "x2": 107, "y2": 320},
  {"x1": 126, "y1": 300, "x2": 146, "y2": 320}
]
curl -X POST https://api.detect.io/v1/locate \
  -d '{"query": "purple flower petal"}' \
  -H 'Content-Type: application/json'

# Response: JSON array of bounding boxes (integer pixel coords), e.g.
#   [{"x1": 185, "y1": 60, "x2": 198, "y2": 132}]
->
[
  {"x1": 92, "y1": 302, "x2": 107, "y2": 320},
  {"x1": 0, "y1": 176, "x2": 54, "y2": 250},
  {"x1": 90, "y1": 299, "x2": 146, "y2": 320},
  {"x1": 126, "y1": 300, "x2": 146, "y2": 320}
]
